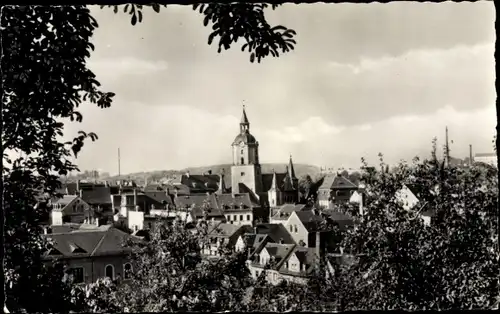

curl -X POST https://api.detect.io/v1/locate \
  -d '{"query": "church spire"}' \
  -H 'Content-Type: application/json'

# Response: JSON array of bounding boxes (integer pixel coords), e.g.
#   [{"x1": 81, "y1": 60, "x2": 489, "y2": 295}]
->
[
  {"x1": 270, "y1": 169, "x2": 280, "y2": 191},
  {"x1": 288, "y1": 153, "x2": 296, "y2": 179},
  {"x1": 240, "y1": 104, "x2": 250, "y2": 133},
  {"x1": 217, "y1": 169, "x2": 226, "y2": 194}
]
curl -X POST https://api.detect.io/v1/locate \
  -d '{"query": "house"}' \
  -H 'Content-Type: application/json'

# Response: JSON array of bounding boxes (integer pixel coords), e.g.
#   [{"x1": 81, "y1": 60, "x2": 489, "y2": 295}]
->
[
  {"x1": 44, "y1": 225, "x2": 140, "y2": 284},
  {"x1": 201, "y1": 222, "x2": 253, "y2": 257},
  {"x1": 50, "y1": 195, "x2": 95, "y2": 225},
  {"x1": 217, "y1": 193, "x2": 260, "y2": 226},
  {"x1": 317, "y1": 173, "x2": 358, "y2": 208},
  {"x1": 269, "y1": 203, "x2": 310, "y2": 224},
  {"x1": 248, "y1": 242, "x2": 319, "y2": 285},
  {"x1": 234, "y1": 223, "x2": 296, "y2": 253},
  {"x1": 395, "y1": 184, "x2": 436, "y2": 226}
]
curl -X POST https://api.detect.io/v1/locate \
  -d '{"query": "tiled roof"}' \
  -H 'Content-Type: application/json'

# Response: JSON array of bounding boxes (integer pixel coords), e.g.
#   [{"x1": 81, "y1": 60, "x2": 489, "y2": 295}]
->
[
  {"x1": 190, "y1": 206, "x2": 225, "y2": 219},
  {"x1": 144, "y1": 191, "x2": 174, "y2": 206},
  {"x1": 217, "y1": 193, "x2": 258, "y2": 211},
  {"x1": 52, "y1": 195, "x2": 78, "y2": 207},
  {"x1": 174, "y1": 193, "x2": 218, "y2": 209},
  {"x1": 331, "y1": 175, "x2": 357, "y2": 189},
  {"x1": 180, "y1": 174, "x2": 221, "y2": 192},
  {"x1": 264, "y1": 243, "x2": 296, "y2": 269},
  {"x1": 404, "y1": 183, "x2": 425, "y2": 199},
  {"x1": 80, "y1": 187, "x2": 112, "y2": 205},
  {"x1": 321, "y1": 210, "x2": 355, "y2": 230},
  {"x1": 45, "y1": 226, "x2": 134, "y2": 258},
  {"x1": 318, "y1": 174, "x2": 357, "y2": 190},
  {"x1": 295, "y1": 211, "x2": 325, "y2": 232},
  {"x1": 144, "y1": 184, "x2": 165, "y2": 192},
  {"x1": 254, "y1": 223, "x2": 296, "y2": 244},
  {"x1": 236, "y1": 185, "x2": 261, "y2": 206},
  {"x1": 271, "y1": 203, "x2": 309, "y2": 220}
]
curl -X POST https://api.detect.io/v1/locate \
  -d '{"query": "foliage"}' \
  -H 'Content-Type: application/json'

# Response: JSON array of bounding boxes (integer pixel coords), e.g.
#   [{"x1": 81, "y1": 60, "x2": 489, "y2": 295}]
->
[
  {"x1": 80, "y1": 220, "x2": 256, "y2": 312},
  {"x1": 101, "y1": 3, "x2": 297, "y2": 63},
  {"x1": 334, "y1": 145, "x2": 499, "y2": 310},
  {"x1": 2, "y1": 5, "x2": 114, "y2": 312}
]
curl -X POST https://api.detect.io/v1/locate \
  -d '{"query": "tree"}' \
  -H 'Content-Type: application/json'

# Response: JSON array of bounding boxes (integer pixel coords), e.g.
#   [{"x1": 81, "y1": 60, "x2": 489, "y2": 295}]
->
[
  {"x1": 333, "y1": 145, "x2": 499, "y2": 310},
  {"x1": 2, "y1": 4, "x2": 296, "y2": 312},
  {"x1": 78, "y1": 220, "x2": 256, "y2": 312}
]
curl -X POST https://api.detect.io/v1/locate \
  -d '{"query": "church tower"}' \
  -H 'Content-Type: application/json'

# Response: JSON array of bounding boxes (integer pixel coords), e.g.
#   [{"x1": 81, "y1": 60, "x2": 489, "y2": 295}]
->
[{"x1": 231, "y1": 106, "x2": 263, "y2": 195}]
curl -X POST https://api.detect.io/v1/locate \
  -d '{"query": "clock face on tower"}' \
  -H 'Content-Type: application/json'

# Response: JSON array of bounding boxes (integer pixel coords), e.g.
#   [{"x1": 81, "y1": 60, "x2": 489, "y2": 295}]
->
[{"x1": 240, "y1": 142, "x2": 245, "y2": 148}]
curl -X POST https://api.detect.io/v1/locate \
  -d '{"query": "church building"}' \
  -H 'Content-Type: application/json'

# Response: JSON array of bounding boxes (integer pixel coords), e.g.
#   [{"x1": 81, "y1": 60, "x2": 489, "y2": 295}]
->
[{"x1": 229, "y1": 106, "x2": 300, "y2": 212}]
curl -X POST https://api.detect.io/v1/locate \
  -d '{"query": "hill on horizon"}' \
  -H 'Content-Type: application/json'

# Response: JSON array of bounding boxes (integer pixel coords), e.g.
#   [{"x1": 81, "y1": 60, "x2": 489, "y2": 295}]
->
[{"x1": 101, "y1": 163, "x2": 321, "y2": 184}]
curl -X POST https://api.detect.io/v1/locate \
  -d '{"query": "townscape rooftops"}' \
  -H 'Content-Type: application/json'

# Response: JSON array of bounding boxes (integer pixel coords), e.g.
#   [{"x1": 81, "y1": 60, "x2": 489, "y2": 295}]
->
[
  {"x1": 80, "y1": 187, "x2": 112, "y2": 205},
  {"x1": 294, "y1": 210, "x2": 327, "y2": 232},
  {"x1": 254, "y1": 223, "x2": 296, "y2": 244},
  {"x1": 52, "y1": 195, "x2": 78, "y2": 206},
  {"x1": 318, "y1": 173, "x2": 357, "y2": 190},
  {"x1": 174, "y1": 193, "x2": 218, "y2": 209},
  {"x1": 475, "y1": 152, "x2": 496, "y2": 158},
  {"x1": 181, "y1": 174, "x2": 221, "y2": 191},
  {"x1": 45, "y1": 226, "x2": 133, "y2": 258}
]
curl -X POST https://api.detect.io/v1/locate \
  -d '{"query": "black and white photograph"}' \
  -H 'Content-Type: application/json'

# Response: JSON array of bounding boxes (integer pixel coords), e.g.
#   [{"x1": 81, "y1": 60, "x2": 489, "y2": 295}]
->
[{"x1": 2, "y1": 1, "x2": 498, "y2": 312}]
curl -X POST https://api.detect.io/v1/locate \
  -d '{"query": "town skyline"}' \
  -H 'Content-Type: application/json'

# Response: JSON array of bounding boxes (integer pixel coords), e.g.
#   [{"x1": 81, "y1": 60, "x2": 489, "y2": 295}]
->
[{"x1": 62, "y1": 2, "x2": 495, "y2": 174}]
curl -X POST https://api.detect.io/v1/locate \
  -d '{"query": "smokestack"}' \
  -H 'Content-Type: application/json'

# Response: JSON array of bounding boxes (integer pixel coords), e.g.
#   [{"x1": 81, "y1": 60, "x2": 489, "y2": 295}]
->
[
  {"x1": 79, "y1": 189, "x2": 83, "y2": 198},
  {"x1": 76, "y1": 180, "x2": 80, "y2": 195},
  {"x1": 133, "y1": 188, "x2": 138, "y2": 207},
  {"x1": 118, "y1": 148, "x2": 121, "y2": 177},
  {"x1": 469, "y1": 144, "x2": 473, "y2": 166},
  {"x1": 315, "y1": 231, "x2": 321, "y2": 258}
]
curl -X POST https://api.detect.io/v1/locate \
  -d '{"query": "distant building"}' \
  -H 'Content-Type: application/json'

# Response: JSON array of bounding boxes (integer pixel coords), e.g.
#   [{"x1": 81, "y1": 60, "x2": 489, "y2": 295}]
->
[
  {"x1": 474, "y1": 152, "x2": 497, "y2": 167},
  {"x1": 317, "y1": 173, "x2": 358, "y2": 208}
]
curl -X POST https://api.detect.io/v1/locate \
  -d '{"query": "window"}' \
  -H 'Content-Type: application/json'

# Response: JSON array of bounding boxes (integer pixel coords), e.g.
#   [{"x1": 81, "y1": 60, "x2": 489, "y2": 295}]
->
[
  {"x1": 294, "y1": 225, "x2": 298, "y2": 233},
  {"x1": 241, "y1": 157, "x2": 244, "y2": 165},
  {"x1": 105, "y1": 264, "x2": 115, "y2": 280},
  {"x1": 239, "y1": 215, "x2": 243, "y2": 221},
  {"x1": 71, "y1": 267, "x2": 84, "y2": 284},
  {"x1": 241, "y1": 172, "x2": 245, "y2": 176},
  {"x1": 246, "y1": 214, "x2": 250, "y2": 221},
  {"x1": 233, "y1": 215, "x2": 237, "y2": 221},
  {"x1": 289, "y1": 225, "x2": 293, "y2": 232},
  {"x1": 240, "y1": 149, "x2": 244, "y2": 154},
  {"x1": 123, "y1": 263, "x2": 133, "y2": 279}
]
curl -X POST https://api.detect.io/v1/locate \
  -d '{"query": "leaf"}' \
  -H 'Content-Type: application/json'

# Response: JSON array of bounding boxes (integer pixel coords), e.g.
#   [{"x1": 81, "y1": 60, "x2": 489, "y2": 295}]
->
[
  {"x1": 250, "y1": 52, "x2": 255, "y2": 63},
  {"x1": 138, "y1": 10, "x2": 143, "y2": 23},
  {"x1": 152, "y1": 3, "x2": 161, "y2": 13},
  {"x1": 113, "y1": 5, "x2": 118, "y2": 13},
  {"x1": 203, "y1": 15, "x2": 210, "y2": 27},
  {"x1": 208, "y1": 32, "x2": 217, "y2": 45},
  {"x1": 131, "y1": 14, "x2": 137, "y2": 26}
]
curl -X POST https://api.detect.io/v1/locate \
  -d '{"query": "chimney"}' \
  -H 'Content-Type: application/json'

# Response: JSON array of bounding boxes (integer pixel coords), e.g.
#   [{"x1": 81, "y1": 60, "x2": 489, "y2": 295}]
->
[
  {"x1": 95, "y1": 218, "x2": 100, "y2": 227},
  {"x1": 186, "y1": 171, "x2": 190, "y2": 178},
  {"x1": 76, "y1": 180, "x2": 80, "y2": 194},
  {"x1": 253, "y1": 226, "x2": 257, "y2": 234},
  {"x1": 208, "y1": 170, "x2": 212, "y2": 175},
  {"x1": 469, "y1": 144, "x2": 473, "y2": 166},
  {"x1": 151, "y1": 204, "x2": 155, "y2": 210},
  {"x1": 315, "y1": 231, "x2": 322, "y2": 258},
  {"x1": 79, "y1": 189, "x2": 83, "y2": 198},
  {"x1": 104, "y1": 181, "x2": 108, "y2": 187},
  {"x1": 133, "y1": 188, "x2": 138, "y2": 207},
  {"x1": 279, "y1": 238, "x2": 284, "y2": 244},
  {"x1": 174, "y1": 189, "x2": 178, "y2": 198},
  {"x1": 135, "y1": 205, "x2": 140, "y2": 212}
]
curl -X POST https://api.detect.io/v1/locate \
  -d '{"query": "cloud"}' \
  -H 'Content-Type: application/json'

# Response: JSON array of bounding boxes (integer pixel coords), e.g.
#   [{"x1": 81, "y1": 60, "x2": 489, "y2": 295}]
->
[
  {"x1": 65, "y1": 3, "x2": 496, "y2": 174},
  {"x1": 266, "y1": 117, "x2": 344, "y2": 143},
  {"x1": 88, "y1": 57, "x2": 168, "y2": 75}
]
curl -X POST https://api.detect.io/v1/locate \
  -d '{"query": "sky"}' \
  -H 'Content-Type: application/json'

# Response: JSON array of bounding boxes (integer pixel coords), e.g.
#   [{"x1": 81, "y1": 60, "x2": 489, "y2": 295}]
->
[{"x1": 65, "y1": 2, "x2": 495, "y2": 175}]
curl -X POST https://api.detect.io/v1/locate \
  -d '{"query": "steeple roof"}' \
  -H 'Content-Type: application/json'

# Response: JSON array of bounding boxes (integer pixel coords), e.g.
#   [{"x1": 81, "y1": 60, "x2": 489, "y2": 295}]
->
[
  {"x1": 288, "y1": 154, "x2": 296, "y2": 179},
  {"x1": 269, "y1": 169, "x2": 280, "y2": 192},
  {"x1": 240, "y1": 105, "x2": 249, "y2": 125}
]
